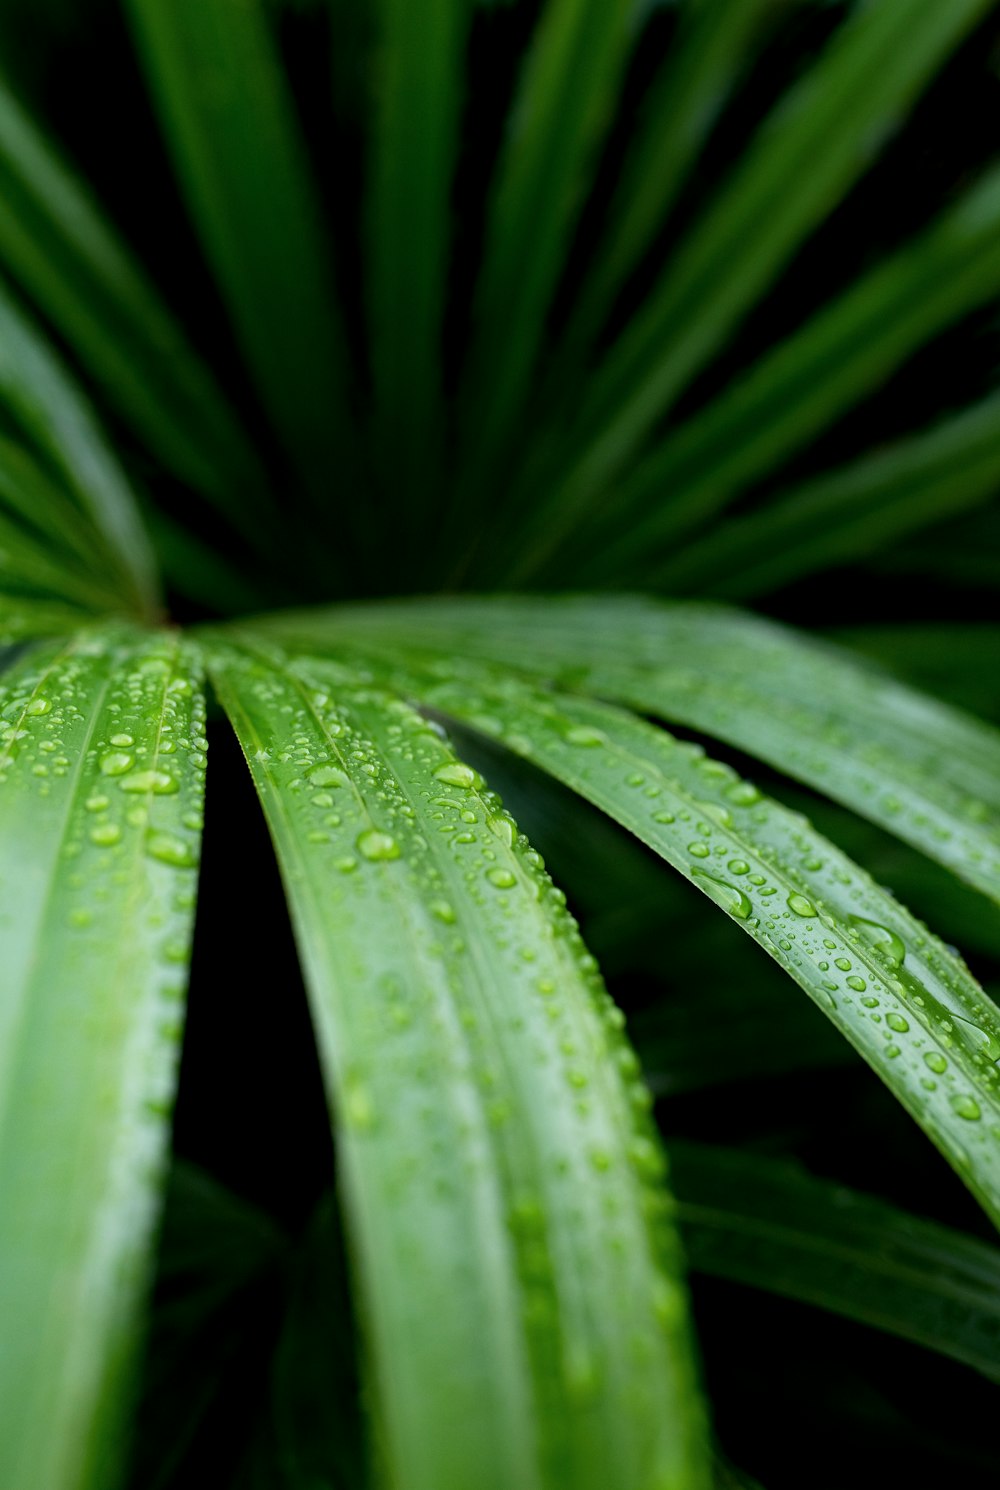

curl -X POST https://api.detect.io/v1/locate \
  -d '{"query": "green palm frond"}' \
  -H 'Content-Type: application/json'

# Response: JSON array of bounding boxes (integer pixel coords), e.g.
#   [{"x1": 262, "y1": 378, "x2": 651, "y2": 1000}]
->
[{"x1": 2, "y1": 1, "x2": 1000, "y2": 1485}]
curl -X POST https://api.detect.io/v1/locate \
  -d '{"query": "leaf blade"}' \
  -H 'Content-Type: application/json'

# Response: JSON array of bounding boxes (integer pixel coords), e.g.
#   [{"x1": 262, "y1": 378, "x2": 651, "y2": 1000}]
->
[
  {"x1": 0, "y1": 68, "x2": 259, "y2": 509},
  {"x1": 517, "y1": 0, "x2": 993, "y2": 563},
  {"x1": 672, "y1": 1141, "x2": 1000, "y2": 1382},
  {"x1": 207, "y1": 635, "x2": 709, "y2": 1490},
  {"x1": 285, "y1": 641, "x2": 1000, "y2": 1234},
  {"x1": 0, "y1": 626, "x2": 206, "y2": 1490},
  {"x1": 268, "y1": 597, "x2": 1000, "y2": 907},
  {"x1": 0, "y1": 278, "x2": 157, "y2": 614},
  {"x1": 123, "y1": 0, "x2": 359, "y2": 499}
]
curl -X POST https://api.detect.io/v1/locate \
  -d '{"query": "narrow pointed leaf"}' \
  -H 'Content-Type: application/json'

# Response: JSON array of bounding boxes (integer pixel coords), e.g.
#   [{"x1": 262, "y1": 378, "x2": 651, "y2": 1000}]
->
[
  {"x1": 0, "y1": 627, "x2": 206, "y2": 1490},
  {"x1": 524, "y1": 161, "x2": 1000, "y2": 579},
  {"x1": 265, "y1": 597, "x2": 1000, "y2": 906},
  {"x1": 528, "y1": 0, "x2": 992, "y2": 543},
  {"x1": 367, "y1": 0, "x2": 468, "y2": 508},
  {"x1": 0, "y1": 503, "x2": 122, "y2": 612},
  {"x1": 0, "y1": 594, "x2": 87, "y2": 646},
  {"x1": 671, "y1": 1142, "x2": 1000, "y2": 1381},
  {"x1": 124, "y1": 0, "x2": 358, "y2": 494},
  {"x1": 564, "y1": 0, "x2": 781, "y2": 359},
  {"x1": 0, "y1": 278, "x2": 156, "y2": 614},
  {"x1": 598, "y1": 167, "x2": 1000, "y2": 575},
  {"x1": 207, "y1": 636, "x2": 708, "y2": 1490},
  {"x1": 458, "y1": 0, "x2": 632, "y2": 492},
  {"x1": 286, "y1": 642, "x2": 1000, "y2": 1232},
  {"x1": 0, "y1": 434, "x2": 117, "y2": 577},
  {"x1": 655, "y1": 389, "x2": 1000, "y2": 597},
  {"x1": 0, "y1": 69, "x2": 259, "y2": 507}
]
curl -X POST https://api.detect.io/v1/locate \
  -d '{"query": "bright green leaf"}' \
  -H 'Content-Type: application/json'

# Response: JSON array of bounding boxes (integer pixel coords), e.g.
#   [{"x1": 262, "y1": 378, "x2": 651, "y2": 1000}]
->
[
  {"x1": 207, "y1": 635, "x2": 709, "y2": 1490},
  {"x1": 270, "y1": 597, "x2": 1000, "y2": 906},
  {"x1": 281, "y1": 640, "x2": 1000, "y2": 1233},
  {"x1": 0, "y1": 626, "x2": 206, "y2": 1490}
]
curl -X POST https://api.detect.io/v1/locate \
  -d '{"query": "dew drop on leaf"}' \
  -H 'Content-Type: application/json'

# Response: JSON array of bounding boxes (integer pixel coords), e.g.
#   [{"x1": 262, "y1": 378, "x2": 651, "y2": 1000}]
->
[
  {"x1": 691, "y1": 869, "x2": 752, "y2": 920},
  {"x1": 356, "y1": 829, "x2": 401, "y2": 862}
]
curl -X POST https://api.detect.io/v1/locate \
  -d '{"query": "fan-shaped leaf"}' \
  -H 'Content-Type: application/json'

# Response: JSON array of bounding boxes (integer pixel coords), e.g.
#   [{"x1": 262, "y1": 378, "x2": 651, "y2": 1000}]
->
[
  {"x1": 551, "y1": 0, "x2": 992, "y2": 509},
  {"x1": 268, "y1": 597, "x2": 1000, "y2": 906},
  {"x1": 207, "y1": 635, "x2": 708, "y2": 1490},
  {"x1": 276, "y1": 641, "x2": 1000, "y2": 1233},
  {"x1": 0, "y1": 626, "x2": 206, "y2": 1490}
]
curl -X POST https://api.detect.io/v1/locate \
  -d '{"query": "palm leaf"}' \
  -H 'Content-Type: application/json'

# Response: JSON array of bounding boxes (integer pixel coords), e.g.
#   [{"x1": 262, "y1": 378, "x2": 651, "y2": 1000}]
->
[
  {"x1": 0, "y1": 69, "x2": 259, "y2": 510},
  {"x1": 206, "y1": 635, "x2": 709, "y2": 1490},
  {"x1": 367, "y1": 0, "x2": 468, "y2": 513},
  {"x1": 0, "y1": 626, "x2": 205, "y2": 1490},
  {"x1": 123, "y1": 0, "x2": 359, "y2": 503},
  {"x1": 0, "y1": 278, "x2": 156, "y2": 614},
  {"x1": 517, "y1": 160, "x2": 1000, "y2": 580},
  {"x1": 457, "y1": 0, "x2": 632, "y2": 496},
  {"x1": 655, "y1": 391, "x2": 1000, "y2": 597},
  {"x1": 543, "y1": 0, "x2": 991, "y2": 514},
  {"x1": 269, "y1": 597, "x2": 1000, "y2": 905},
  {"x1": 0, "y1": 593, "x2": 88, "y2": 646},
  {"x1": 559, "y1": 0, "x2": 782, "y2": 363},
  {"x1": 592, "y1": 167, "x2": 1000, "y2": 579},
  {"x1": 672, "y1": 1142, "x2": 1000, "y2": 1382},
  {"x1": 299, "y1": 644, "x2": 1000, "y2": 1231}
]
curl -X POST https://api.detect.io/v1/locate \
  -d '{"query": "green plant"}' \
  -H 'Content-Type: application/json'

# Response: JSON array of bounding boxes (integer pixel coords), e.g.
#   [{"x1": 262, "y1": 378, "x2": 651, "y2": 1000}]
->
[{"x1": 1, "y1": 1, "x2": 999, "y2": 1486}]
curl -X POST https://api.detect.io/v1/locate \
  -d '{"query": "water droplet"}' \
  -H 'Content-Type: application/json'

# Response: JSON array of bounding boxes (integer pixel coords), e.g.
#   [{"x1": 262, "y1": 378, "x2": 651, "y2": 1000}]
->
[
  {"x1": 344, "y1": 1075, "x2": 376, "y2": 1131},
  {"x1": 488, "y1": 814, "x2": 516, "y2": 847},
  {"x1": 100, "y1": 750, "x2": 134, "y2": 776},
  {"x1": 309, "y1": 764, "x2": 347, "y2": 788},
  {"x1": 848, "y1": 916, "x2": 906, "y2": 967},
  {"x1": 653, "y1": 810, "x2": 675, "y2": 824},
  {"x1": 834, "y1": 958, "x2": 852, "y2": 972},
  {"x1": 146, "y1": 831, "x2": 197, "y2": 868},
  {"x1": 487, "y1": 867, "x2": 516, "y2": 890},
  {"x1": 692, "y1": 870, "x2": 751, "y2": 919},
  {"x1": 924, "y1": 1052, "x2": 948, "y2": 1074},
  {"x1": 950, "y1": 1094, "x2": 981, "y2": 1122},
  {"x1": 109, "y1": 732, "x2": 133, "y2": 747},
  {"x1": 433, "y1": 762, "x2": 480, "y2": 789},
  {"x1": 120, "y1": 769, "x2": 178, "y2": 795},
  {"x1": 89, "y1": 822, "x2": 121, "y2": 847},
  {"x1": 356, "y1": 829, "x2": 400, "y2": 862},
  {"x1": 728, "y1": 859, "x2": 750, "y2": 875},
  {"x1": 430, "y1": 898, "x2": 456, "y2": 924},
  {"x1": 787, "y1": 893, "x2": 817, "y2": 918},
  {"x1": 886, "y1": 1012, "x2": 909, "y2": 1033},
  {"x1": 725, "y1": 781, "x2": 760, "y2": 806},
  {"x1": 846, "y1": 976, "x2": 867, "y2": 993},
  {"x1": 687, "y1": 841, "x2": 710, "y2": 859},
  {"x1": 25, "y1": 697, "x2": 50, "y2": 716},
  {"x1": 564, "y1": 725, "x2": 606, "y2": 748}
]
